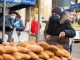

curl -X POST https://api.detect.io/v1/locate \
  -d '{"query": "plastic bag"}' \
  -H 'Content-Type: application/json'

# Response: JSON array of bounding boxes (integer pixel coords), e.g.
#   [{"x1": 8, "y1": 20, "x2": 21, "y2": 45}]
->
[
  {"x1": 19, "y1": 31, "x2": 29, "y2": 42},
  {"x1": 0, "y1": 32, "x2": 8, "y2": 43},
  {"x1": 11, "y1": 29, "x2": 20, "y2": 42}
]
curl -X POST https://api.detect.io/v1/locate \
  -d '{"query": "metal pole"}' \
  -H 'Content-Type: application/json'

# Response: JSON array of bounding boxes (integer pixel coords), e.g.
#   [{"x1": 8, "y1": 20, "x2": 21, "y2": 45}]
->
[
  {"x1": 76, "y1": 0, "x2": 78, "y2": 3},
  {"x1": 2, "y1": 0, "x2": 6, "y2": 41},
  {"x1": 73, "y1": 9, "x2": 76, "y2": 22},
  {"x1": 29, "y1": 6, "x2": 32, "y2": 41},
  {"x1": 36, "y1": 0, "x2": 41, "y2": 42}
]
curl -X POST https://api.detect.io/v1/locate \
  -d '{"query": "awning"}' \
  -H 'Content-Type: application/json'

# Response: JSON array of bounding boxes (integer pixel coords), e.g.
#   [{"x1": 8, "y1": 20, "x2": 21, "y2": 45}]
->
[
  {"x1": 0, "y1": 0, "x2": 36, "y2": 7},
  {"x1": 9, "y1": 4, "x2": 32, "y2": 11},
  {"x1": 70, "y1": 3, "x2": 80, "y2": 10},
  {"x1": 57, "y1": 0, "x2": 71, "y2": 9}
]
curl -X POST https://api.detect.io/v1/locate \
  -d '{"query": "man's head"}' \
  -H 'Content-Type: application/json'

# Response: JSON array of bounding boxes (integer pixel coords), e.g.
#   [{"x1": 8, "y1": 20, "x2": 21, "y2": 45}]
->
[
  {"x1": 52, "y1": 7, "x2": 64, "y2": 16},
  {"x1": 9, "y1": 11, "x2": 21, "y2": 19},
  {"x1": 51, "y1": 7, "x2": 64, "y2": 22},
  {"x1": 65, "y1": 9, "x2": 75, "y2": 21}
]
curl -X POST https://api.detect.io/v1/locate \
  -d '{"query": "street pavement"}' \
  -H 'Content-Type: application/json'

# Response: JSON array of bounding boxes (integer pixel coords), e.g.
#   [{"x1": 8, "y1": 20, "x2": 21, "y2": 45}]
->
[{"x1": 72, "y1": 43, "x2": 80, "y2": 60}]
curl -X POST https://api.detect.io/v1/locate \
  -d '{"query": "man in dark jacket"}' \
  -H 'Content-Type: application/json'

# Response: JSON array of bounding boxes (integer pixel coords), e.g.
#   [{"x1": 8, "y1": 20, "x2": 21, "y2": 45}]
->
[
  {"x1": 44, "y1": 7, "x2": 76, "y2": 51},
  {"x1": 0, "y1": 13, "x2": 11, "y2": 43}
]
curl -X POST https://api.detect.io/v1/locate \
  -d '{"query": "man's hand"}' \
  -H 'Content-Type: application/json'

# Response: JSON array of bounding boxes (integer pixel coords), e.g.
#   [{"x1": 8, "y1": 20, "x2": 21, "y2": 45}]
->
[
  {"x1": 45, "y1": 35, "x2": 51, "y2": 40},
  {"x1": 59, "y1": 31, "x2": 66, "y2": 38},
  {"x1": 10, "y1": 25, "x2": 13, "y2": 28}
]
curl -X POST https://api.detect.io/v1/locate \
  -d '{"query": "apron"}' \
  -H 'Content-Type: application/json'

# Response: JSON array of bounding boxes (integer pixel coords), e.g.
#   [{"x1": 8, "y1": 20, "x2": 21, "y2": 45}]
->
[{"x1": 46, "y1": 35, "x2": 69, "y2": 51}]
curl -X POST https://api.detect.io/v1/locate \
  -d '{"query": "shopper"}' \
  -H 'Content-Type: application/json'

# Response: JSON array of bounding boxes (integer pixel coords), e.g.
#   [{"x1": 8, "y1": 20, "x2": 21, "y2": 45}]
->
[
  {"x1": 30, "y1": 14, "x2": 41, "y2": 41},
  {"x1": 6, "y1": 11, "x2": 25, "y2": 42},
  {"x1": 30, "y1": 14, "x2": 41, "y2": 36},
  {"x1": 44, "y1": 7, "x2": 76, "y2": 51},
  {"x1": 0, "y1": 13, "x2": 10, "y2": 43}
]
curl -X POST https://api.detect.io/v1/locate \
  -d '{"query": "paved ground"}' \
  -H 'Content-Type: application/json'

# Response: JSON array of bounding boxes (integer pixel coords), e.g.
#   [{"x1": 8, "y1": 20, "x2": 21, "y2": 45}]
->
[
  {"x1": 72, "y1": 57, "x2": 80, "y2": 60},
  {"x1": 72, "y1": 42, "x2": 80, "y2": 60},
  {"x1": 72, "y1": 43, "x2": 80, "y2": 57}
]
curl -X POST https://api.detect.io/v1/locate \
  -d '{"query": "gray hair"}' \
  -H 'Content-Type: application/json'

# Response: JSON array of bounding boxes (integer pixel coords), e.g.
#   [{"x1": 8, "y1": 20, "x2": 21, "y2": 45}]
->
[{"x1": 59, "y1": 13, "x2": 67, "y2": 24}]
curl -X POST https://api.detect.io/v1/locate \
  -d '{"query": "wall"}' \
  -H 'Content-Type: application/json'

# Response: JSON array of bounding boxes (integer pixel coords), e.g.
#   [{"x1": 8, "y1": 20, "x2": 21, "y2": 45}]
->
[
  {"x1": 15, "y1": 0, "x2": 57, "y2": 27},
  {"x1": 32, "y1": 0, "x2": 53, "y2": 20},
  {"x1": 16, "y1": 8, "x2": 26, "y2": 26}
]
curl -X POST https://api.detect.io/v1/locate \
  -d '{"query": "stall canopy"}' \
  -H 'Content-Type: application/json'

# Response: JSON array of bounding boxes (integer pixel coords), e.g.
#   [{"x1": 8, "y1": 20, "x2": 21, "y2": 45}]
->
[
  {"x1": 70, "y1": 3, "x2": 80, "y2": 10},
  {"x1": 0, "y1": 0, "x2": 36, "y2": 5},
  {"x1": 0, "y1": 0, "x2": 36, "y2": 7}
]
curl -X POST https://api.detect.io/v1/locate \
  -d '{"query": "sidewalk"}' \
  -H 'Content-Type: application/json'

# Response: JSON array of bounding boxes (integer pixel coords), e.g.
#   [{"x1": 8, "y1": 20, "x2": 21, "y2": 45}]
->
[
  {"x1": 72, "y1": 43, "x2": 80, "y2": 60},
  {"x1": 72, "y1": 57, "x2": 80, "y2": 60}
]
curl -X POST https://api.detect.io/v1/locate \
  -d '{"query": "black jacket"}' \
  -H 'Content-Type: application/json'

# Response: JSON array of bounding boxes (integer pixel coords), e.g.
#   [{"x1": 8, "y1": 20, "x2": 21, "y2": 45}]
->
[
  {"x1": 0, "y1": 17, "x2": 13, "y2": 32},
  {"x1": 44, "y1": 18, "x2": 76, "y2": 38}
]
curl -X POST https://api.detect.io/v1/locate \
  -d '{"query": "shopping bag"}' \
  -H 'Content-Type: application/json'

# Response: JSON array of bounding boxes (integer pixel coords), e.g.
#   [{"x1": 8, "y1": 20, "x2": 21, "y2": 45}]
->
[
  {"x1": 0, "y1": 32, "x2": 8, "y2": 43},
  {"x1": 19, "y1": 31, "x2": 29, "y2": 42},
  {"x1": 11, "y1": 29, "x2": 19, "y2": 42},
  {"x1": 3, "y1": 34, "x2": 8, "y2": 42}
]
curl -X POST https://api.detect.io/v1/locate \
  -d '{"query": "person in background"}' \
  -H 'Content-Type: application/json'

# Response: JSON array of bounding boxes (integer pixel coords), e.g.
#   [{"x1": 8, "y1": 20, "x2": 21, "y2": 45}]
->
[
  {"x1": 30, "y1": 14, "x2": 41, "y2": 41},
  {"x1": 65, "y1": 9, "x2": 76, "y2": 53},
  {"x1": 44, "y1": 7, "x2": 76, "y2": 51},
  {"x1": 78, "y1": 19, "x2": 80, "y2": 25},
  {"x1": 6, "y1": 11, "x2": 25, "y2": 42},
  {"x1": 0, "y1": 13, "x2": 4, "y2": 44},
  {"x1": 0, "y1": 13, "x2": 9, "y2": 43}
]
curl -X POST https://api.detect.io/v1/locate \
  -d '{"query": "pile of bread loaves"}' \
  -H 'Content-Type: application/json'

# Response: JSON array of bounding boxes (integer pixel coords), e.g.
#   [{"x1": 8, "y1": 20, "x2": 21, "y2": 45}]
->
[{"x1": 0, "y1": 41, "x2": 72, "y2": 60}]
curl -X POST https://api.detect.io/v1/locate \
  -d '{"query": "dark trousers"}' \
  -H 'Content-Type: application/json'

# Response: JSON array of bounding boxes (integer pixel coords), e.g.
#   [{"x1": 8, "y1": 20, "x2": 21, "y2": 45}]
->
[{"x1": 0, "y1": 38, "x2": 3, "y2": 44}]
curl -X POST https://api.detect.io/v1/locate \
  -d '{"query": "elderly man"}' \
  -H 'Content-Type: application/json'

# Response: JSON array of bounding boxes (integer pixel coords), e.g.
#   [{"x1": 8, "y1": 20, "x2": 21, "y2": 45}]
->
[{"x1": 44, "y1": 7, "x2": 76, "y2": 51}]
